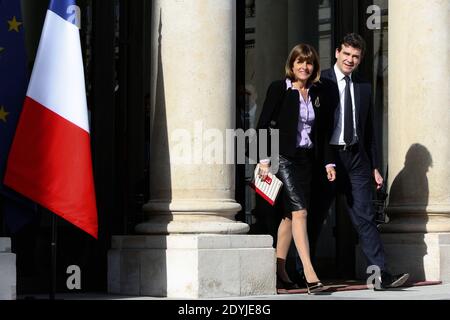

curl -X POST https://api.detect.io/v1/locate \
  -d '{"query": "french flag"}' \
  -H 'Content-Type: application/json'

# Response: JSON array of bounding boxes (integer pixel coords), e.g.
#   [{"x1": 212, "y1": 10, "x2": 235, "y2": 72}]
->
[{"x1": 4, "y1": 0, "x2": 98, "y2": 239}]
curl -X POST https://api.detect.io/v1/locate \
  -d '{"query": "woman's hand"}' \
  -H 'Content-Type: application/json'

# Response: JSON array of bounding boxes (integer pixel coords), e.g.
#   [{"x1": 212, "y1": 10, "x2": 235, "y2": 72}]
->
[
  {"x1": 258, "y1": 163, "x2": 271, "y2": 181},
  {"x1": 326, "y1": 166, "x2": 336, "y2": 182}
]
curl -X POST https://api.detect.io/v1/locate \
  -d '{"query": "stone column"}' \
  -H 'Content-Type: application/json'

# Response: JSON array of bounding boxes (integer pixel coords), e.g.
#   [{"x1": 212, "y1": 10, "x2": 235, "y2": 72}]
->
[
  {"x1": 108, "y1": 0, "x2": 275, "y2": 298},
  {"x1": 135, "y1": 0, "x2": 248, "y2": 236},
  {"x1": 379, "y1": 0, "x2": 450, "y2": 282},
  {"x1": 0, "y1": 238, "x2": 16, "y2": 300}
]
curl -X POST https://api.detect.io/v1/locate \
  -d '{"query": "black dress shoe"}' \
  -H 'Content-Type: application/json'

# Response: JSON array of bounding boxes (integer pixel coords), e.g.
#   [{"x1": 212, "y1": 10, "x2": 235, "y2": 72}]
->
[
  {"x1": 276, "y1": 274, "x2": 299, "y2": 290},
  {"x1": 376, "y1": 271, "x2": 410, "y2": 290}
]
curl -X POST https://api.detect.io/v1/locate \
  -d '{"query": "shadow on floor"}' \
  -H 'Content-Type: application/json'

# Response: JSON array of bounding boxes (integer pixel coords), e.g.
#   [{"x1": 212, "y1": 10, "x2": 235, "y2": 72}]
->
[{"x1": 277, "y1": 279, "x2": 443, "y2": 295}]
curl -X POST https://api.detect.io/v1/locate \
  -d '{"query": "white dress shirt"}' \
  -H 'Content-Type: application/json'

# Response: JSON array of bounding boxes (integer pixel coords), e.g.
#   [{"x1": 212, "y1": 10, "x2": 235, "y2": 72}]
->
[{"x1": 330, "y1": 64, "x2": 358, "y2": 145}]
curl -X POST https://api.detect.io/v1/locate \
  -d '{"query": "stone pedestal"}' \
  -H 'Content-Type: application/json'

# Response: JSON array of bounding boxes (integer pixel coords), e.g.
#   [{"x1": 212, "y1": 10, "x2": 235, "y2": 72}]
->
[
  {"x1": 356, "y1": 233, "x2": 450, "y2": 282},
  {"x1": 0, "y1": 238, "x2": 16, "y2": 300},
  {"x1": 108, "y1": 235, "x2": 276, "y2": 298}
]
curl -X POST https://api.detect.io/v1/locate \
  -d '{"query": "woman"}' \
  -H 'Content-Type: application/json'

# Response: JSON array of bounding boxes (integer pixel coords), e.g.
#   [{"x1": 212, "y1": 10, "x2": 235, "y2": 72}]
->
[{"x1": 257, "y1": 44, "x2": 336, "y2": 293}]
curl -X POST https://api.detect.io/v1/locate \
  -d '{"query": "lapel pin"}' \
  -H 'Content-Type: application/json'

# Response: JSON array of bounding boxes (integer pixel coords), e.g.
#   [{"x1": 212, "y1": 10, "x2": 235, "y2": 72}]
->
[{"x1": 314, "y1": 97, "x2": 320, "y2": 108}]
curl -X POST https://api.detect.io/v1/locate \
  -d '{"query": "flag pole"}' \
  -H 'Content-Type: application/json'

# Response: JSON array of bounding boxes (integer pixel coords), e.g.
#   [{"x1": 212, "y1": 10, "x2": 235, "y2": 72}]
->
[{"x1": 50, "y1": 211, "x2": 57, "y2": 300}]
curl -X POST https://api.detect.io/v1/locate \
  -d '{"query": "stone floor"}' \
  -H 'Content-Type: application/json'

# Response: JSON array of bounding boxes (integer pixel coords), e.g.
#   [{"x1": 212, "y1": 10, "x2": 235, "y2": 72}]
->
[{"x1": 18, "y1": 281, "x2": 450, "y2": 300}]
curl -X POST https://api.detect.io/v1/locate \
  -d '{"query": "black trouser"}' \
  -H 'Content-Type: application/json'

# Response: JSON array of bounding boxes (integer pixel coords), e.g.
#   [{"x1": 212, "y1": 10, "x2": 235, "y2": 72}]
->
[
  {"x1": 329, "y1": 145, "x2": 386, "y2": 271},
  {"x1": 272, "y1": 146, "x2": 387, "y2": 278}
]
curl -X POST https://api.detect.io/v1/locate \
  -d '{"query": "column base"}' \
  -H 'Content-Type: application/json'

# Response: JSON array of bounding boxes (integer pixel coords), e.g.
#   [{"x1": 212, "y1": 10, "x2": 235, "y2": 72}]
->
[
  {"x1": 135, "y1": 219, "x2": 250, "y2": 235},
  {"x1": 0, "y1": 238, "x2": 16, "y2": 300},
  {"x1": 136, "y1": 200, "x2": 249, "y2": 234},
  {"x1": 356, "y1": 233, "x2": 450, "y2": 283},
  {"x1": 108, "y1": 234, "x2": 276, "y2": 298}
]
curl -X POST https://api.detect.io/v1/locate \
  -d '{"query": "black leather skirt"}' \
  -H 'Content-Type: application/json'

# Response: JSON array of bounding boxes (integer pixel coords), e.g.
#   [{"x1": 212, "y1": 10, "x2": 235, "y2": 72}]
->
[{"x1": 275, "y1": 148, "x2": 313, "y2": 215}]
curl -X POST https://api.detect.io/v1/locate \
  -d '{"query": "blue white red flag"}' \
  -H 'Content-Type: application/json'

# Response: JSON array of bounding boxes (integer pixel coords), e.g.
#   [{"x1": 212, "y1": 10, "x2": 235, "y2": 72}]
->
[{"x1": 4, "y1": 0, "x2": 98, "y2": 238}]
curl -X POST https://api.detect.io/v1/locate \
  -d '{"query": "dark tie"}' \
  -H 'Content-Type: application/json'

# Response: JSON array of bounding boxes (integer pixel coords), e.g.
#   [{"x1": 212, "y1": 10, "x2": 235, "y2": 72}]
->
[{"x1": 343, "y1": 76, "x2": 354, "y2": 145}]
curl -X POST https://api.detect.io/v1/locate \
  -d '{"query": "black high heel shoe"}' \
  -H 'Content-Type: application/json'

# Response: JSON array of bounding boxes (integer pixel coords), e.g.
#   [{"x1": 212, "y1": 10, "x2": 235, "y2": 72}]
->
[
  {"x1": 303, "y1": 275, "x2": 325, "y2": 294},
  {"x1": 276, "y1": 274, "x2": 299, "y2": 290}
]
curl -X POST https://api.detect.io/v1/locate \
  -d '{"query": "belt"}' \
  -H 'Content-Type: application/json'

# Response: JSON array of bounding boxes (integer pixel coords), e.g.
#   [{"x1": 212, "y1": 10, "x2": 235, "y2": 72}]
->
[
  {"x1": 332, "y1": 144, "x2": 358, "y2": 152},
  {"x1": 295, "y1": 147, "x2": 313, "y2": 153}
]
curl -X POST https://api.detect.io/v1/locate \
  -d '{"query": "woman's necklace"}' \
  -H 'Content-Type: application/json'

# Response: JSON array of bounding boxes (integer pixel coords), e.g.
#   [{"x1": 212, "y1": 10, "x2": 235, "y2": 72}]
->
[
  {"x1": 292, "y1": 81, "x2": 309, "y2": 101},
  {"x1": 298, "y1": 86, "x2": 309, "y2": 102}
]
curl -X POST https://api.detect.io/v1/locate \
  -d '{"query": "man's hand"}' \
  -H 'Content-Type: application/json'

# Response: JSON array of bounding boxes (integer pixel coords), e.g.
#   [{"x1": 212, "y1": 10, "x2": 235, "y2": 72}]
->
[
  {"x1": 373, "y1": 168, "x2": 384, "y2": 190},
  {"x1": 258, "y1": 163, "x2": 270, "y2": 181},
  {"x1": 326, "y1": 166, "x2": 336, "y2": 182}
]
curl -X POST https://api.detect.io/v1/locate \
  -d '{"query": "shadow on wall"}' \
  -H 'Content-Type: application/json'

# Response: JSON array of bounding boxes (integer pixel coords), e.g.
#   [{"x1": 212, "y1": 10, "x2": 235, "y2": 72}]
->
[
  {"x1": 136, "y1": 9, "x2": 171, "y2": 296},
  {"x1": 387, "y1": 143, "x2": 433, "y2": 281},
  {"x1": 389, "y1": 143, "x2": 432, "y2": 210},
  {"x1": 148, "y1": 10, "x2": 172, "y2": 204}
]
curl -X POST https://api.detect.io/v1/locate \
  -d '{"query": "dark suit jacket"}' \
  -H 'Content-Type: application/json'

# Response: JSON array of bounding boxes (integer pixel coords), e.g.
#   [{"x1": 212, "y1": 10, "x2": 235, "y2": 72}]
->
[
  {"x1": 320, "y1": 68, "x2": 379, "y2": 170},
  {"x1": 256, "y1": 80, "x2": 335, "y2": 166}
]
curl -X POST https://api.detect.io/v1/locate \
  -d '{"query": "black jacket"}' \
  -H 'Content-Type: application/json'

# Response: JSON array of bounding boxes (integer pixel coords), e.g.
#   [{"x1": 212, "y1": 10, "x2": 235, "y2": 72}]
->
[
  {"x1": 256, "y1": 79, "x2": 335, "y2": 166},
  {"x1": 320, "y1": 68, "x2": 379, "y2": 170}
]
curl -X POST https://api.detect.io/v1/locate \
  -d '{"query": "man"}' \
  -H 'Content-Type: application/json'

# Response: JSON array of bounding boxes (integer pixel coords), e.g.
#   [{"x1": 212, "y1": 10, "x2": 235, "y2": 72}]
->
[{"x1": 317, "y1": 33, "x2": 409, "y2": 289}]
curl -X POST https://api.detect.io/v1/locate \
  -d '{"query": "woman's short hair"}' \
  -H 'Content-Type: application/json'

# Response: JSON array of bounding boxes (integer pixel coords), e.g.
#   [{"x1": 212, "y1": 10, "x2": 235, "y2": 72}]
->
[{"x1": 285, "y1": 44, "x2": 321, "y2": 85}]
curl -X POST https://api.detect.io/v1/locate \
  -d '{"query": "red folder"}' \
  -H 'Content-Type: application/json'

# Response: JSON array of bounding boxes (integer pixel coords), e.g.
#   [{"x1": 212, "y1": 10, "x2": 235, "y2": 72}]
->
[{"x1": 250, "y1": 164, "x2": 283, "y2": 206}]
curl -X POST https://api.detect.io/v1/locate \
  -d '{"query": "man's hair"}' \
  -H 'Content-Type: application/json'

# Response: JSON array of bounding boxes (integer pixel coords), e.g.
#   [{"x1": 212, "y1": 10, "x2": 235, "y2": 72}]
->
[{"x1": 338, "y1": 33, "x2": 366, "y2": 57}]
